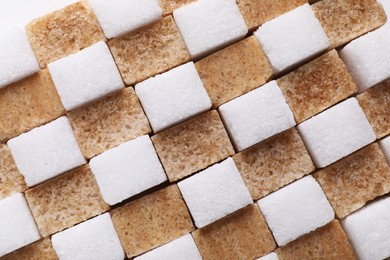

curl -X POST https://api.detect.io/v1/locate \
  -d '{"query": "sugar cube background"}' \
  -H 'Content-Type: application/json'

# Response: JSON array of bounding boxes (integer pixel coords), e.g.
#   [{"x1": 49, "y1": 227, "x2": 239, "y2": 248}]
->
[
  {"x1": 90, "y1": 0, "x2": 162, "y2": 39},
  {"x1": 380, "y1": 135, "x2": 390, "y2": 164},
  {"x1": 90, "y1": 135, "x2": 167, "y2": 205},
  {"x1": 297, "y1": 98, "x2": 376, "y2": 168},
  {"x1": 48, "y1": 41, "x2": 124, "y2": 111},
  {"x1": 173, "y1": 0, "x2": 248, "y2": 58},
  {"x1": 178, "y1": 158, "x2": 252, "y2": 228},
  {"x1": 254, "y1": 3, "x2": 329, "y2": 73},
  {"x1": 257, "y1": 252, "x2": 279, "y2": 260},
  {"x1": 0, "y1": 193, "x2": 40, "y2": 257},
  {"x1": 7, "y1": 116, "x2": 86, "y2": 187},
  {"x1": 219, "y1": 81, "x2": 295, "y2": 151},
  {"x1": 258, "y1": 176, "x2": 334, "y2": 246}
]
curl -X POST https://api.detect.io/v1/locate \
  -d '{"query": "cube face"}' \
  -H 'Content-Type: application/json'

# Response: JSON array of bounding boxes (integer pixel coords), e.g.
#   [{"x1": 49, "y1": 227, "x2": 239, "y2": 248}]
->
[
  {"x1": 90, "y1": 135, "x2": 167, "y2": 205},
  {"x1": 257, "y1": 252, "x2": 279, "y2": 260},
  {"x1": 111, "y1": 185, "x2": 194, "y2": 258},
  {"x1": 0, "y1": 27, "x2": 39, "y2": 88},
  {"x1": 1, "y1": 238, "x2": 58, "y2": 260},
  {"x1": 178, "y1": 158, "x2": 252, "y2": 228},
  {"x1": 25, "y1": 1, "x2": 105, "y2": 68},
  {"x1": 173, "y1": 0, "x2": 248, "y2": 58},
  {"x1": 219, "y1": 81, "x2": 296, "y2": 152},
  {"x1": 51, "y1": 213, "x2": 124, "y2": 260},
  {"x1": 48, "y1": 41, "x2": 124, "y2": 111},
  {"x1": 277, "y1": 50, "x2": 357, "y2": 123},
  {"x1": 195, "y1": 36, "x2": 273, "y2": 108},
  {"x1": 158, "y1": 0, "x2": 196, "y2": 15},
  {"x1": 192, "y1": 204, "x2": 276, "y2": 259},
  {"x1": 0, "y1": 193, "x2": 41, "y2": 257},
  {"x1": 297, "y1": 98, "x2": 376, "y2": 168},
  {"x1": 380, "y1": 135, "x2": 390, "y2": 165},
  {"x1": 254, "y1": 4, "x2": 329, "y2": 74},
  {"x1": 90, "y1": 0, "x2": 162, "y2": 39},
  {"x1": 258, "y1": 176, "x2": 334, "y2": 246},
  {"x1": 135, "y1": 62, "x2": 211, "y2": 132},
  {"x1": 0, "y1": 69, "x2": 65, "y2": 142},
  {"x1": 108, "y1": 16, "x2": 190, "y2": 85},
  {"x1": 25, "y1": 165, "x2": 109, "y2": 237},
  {"x1": 68, "y1": 88, "x2": 151, "y2": 159},
  {"x1": 233, "y1": 128, "x2": 314, "y2": 200},
  {"x1": 342, "y1": 197, "x2": 390, "y2": 260},
  {"x1": 151, "y1": 110, "x2": 234, "y2": 182},
  {"x1": 7, "y1": 116, "x2": 86, "y2": 187}
]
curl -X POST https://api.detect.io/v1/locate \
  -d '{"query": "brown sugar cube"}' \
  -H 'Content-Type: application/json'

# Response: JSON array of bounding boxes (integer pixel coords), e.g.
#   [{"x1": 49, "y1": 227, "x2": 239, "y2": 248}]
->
[
  {"x1": 313, "y1": 0, "x2": 386, "y2": 49},
  {"x1": 151, "y1": 110, "x2": 234, "y2": 182},
  {"x1": 1, "y1": 238, "x2": 58, "y2": 260},
  {"x1": 195, "y1": 36, "x2": 272, "y2": 108},
  {"x1": 0, "y1": 69, "x2": 65, "y2": 142},
  {"x1": 233, "y1": 128, "x2": 314, "y2": 200},
  {"x1": 108, "y1": 16, "x2": 190, "y2": 85},
  {"x1": 357, "y1": 79, "x2": 390, "y2": 139},
  {"x1": 237, "y1": 0, "x2": 307, "y2": 31},
  {"x1": 25, "y1": 165, "x2": 109, "y2": 237},
  {"x1": 111, "y1": 185, "x2": 194, "y2": 258},
  {"x1": 0, "y1": 144, "x2": 26, "y2": 200},
  {"x1": 158, "y1": 0, "x2": 196, "y2": 15},
  {"x1": 277, "y1": 50, "x2": 357, "y2": 123},
  {"x1": 25, "y1": 1, "x2": 105, "y2": 68},
  {"x1": 276, "y1": 220, "x2": 357, "y2": 260},
  {"x1": 192, "y1": 204, "x2": 276, "y2": 259},
  {"x1": 68, "y1": 87, "x2": 151, "y2": 159},
  {"x1": 313, "y1": 143, "x2": 390, "y2": 219}
]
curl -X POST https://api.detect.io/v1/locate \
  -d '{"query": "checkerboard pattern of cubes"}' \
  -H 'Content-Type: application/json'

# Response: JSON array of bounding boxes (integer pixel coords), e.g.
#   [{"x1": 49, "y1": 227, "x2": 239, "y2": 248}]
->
[{"x1": 1, "y1": 0, "x2": 390, "y2": 259}]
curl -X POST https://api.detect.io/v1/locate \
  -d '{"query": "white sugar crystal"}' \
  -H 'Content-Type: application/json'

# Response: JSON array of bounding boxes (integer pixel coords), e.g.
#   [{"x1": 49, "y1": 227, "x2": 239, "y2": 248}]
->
[
  {"x1": 380, "y1": 135, "x2": 390, "y2": 165},
  {"x1": 52, "y1": 213, "x2": 124, "y2": 260},
  {"x1": 48, "y1": 41, "x2": 124, "y2": 111},
  {"x1": 0, "y1": 27, "x2": 39, "y2": 88},
  {"x1": 342, "y1": 197, "x2": 390, "y2": 260},
  {"x1": 7, "y1": 116, "x2": 86, "y2": 187},
  {"x1": 218, "y1": 81, "x2": 295, "y2": 151},
  {"x1": 135, "y1": 234, "x2": 202, "y2": 260},
  {"x1": 173, "y1": 0, "x2": 248, "y2": 58},
  {"x1": 178, "y1": 158, "x2": 252, "y2": 228},
  {"x1": 90, "y1": 135, "x2": 167, "y2": 205},
  {"x1": 0, "y1": 193, "x2": 40, "y2": 257},
  {"x1": 90, "y1": 0, "x2": 162, "y2": 39},
  {"x1": 135, "y1": 62, "x2": 211, "y2": 133},
  {"x1": 258, "y1": 176, "x2": 334, "y2": 246},
  {"x1": 297, "y1": 98, "x2": 376, "y2": 168},
  {"x1": 256, "y1": 252, "x2": 279, "y2": 260},
  {"x1": 254, "y1": 4, "x2": 329, "y2": 74}
]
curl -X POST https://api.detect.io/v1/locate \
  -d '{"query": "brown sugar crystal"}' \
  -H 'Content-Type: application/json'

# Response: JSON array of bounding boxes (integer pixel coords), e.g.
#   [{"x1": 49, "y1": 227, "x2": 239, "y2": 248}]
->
[
  {"x1": 158, "y1": 0, "x2": 196, "y2": 16},
  {"x1": 1, "y1": 238, "x2": 58, "y2": 260}
]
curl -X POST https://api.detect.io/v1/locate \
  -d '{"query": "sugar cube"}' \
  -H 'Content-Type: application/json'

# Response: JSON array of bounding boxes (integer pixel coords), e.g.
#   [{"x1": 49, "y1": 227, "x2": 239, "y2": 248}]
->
[
  {"x1": 90, "y1": 135, "x2": 167, "y2": 205},
  {"x1": 0, "y1": 193, "x2": 40, "y2": 257},
  {"x1": 52, "y1": 213, "x2": 124, "y2": 260},
  {"x1": 254, "y1": 4, "x2": 329, "y2": 74},
  {"x1": 380, "y1": 135, "x2": 390, "y2": 165},
  {"x1": 219, "y1": 80, "x2": 295, "y2": 151},
  {"x1": 1, "y1": 238, "x2": 58, "y2": 260},
  {"x1": 258, "y1": 176, "x2": 334, "y2": 246},
  {"x1": 135, "y1": 62, "x2": 211, "y2": 133},
  {"x1": 7, "y1": 116, "x2": 86, "y2": 187},
  {"x1": 297, "y1": 98, "x2": 376, "y2": 168},
  {"x1": 178, "y1": 158, "x2": 252, "y2": 228},
  {"x1": 48, "y1": 41, "x2": 124, "y2": 111},
  {"x1": 173, "y1": 0, "x2": 248, "y2": 58},
  {"x1": 257, "y1": 252, "x2": 279, "y2": 260}
]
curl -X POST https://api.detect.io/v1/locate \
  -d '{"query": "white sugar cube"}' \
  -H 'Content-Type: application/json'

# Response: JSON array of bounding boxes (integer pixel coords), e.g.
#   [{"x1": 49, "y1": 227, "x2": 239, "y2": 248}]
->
[
  {"x1": 258, "y1": 176, "x2": 334, "y2": 246},
  {"x1": 218, "y1": 81, "x2": 295, "y2": 151},
  {"x1": 135, "y1": 62, "x2": 211, "y2": 133},
  {"x1": 89, "y1": 135, "x2": 167, "y2": 205},
  {"x1": 7, "y1": 116, "x2": 86, "y2": 187},
  {"x1": 0, "y1": 27, "x2": 39, "y2": 88},
  {"x1": 0, "y1": 193, "x2": 40, "y2": 257},
  {"x1": 380, "y1": 135, "x2": 390, "y2": 165},
  {"x1": 297, "y1": 98, "x2": 376, "y2": 168},
  {"x1": 90, "y1": 0, "x2": 162, "y2": 39},
  {"x1": 178, "y1": 158, "x2": 252, "y2": 228},
  {"x1": 48, "y1": 41, "x2": 124, "y2": 111},
  {"x1": 342, "y1": 197, "x2": 390, "y2": 260},
  {"x1": 52, "y1": 213, "x2": 124, "y2": 260},
  {"x1": 256, "y1": 252, "x2": 279, "y2": 260},
  {"x1": 173, "y1": 0, "x2": 248, "y2": 59},
  {"x1": 135, "y1": 234, "x2": 202, "y2": 260},
  {"x1": 254, "y1": 4, "x2": 329, "y2": 74}
]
